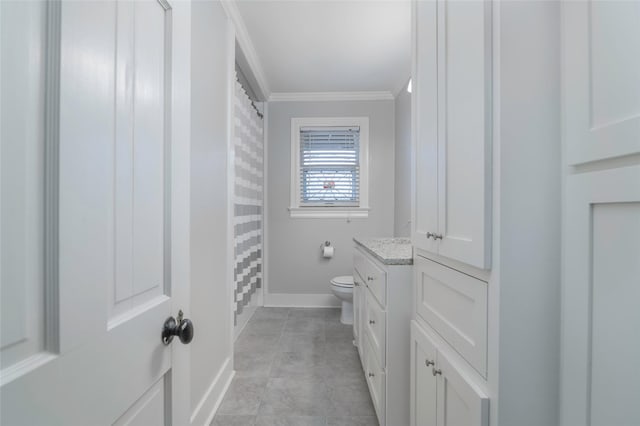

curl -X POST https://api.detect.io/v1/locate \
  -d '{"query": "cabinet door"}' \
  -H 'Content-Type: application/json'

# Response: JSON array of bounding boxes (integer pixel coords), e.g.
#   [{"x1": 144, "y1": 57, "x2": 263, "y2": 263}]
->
[
  {"x1": 411, "y1": 322, "x2": 437, "y2": 426},
  {"x1": 437, "y1": 351, "x2": 489, "y2": 426},
  {"x1": 561, "y1": 166, "x2": 640, "y2": 426},
  {"x1": 562, "y1": 1, "x2": 640, "y2": 165},
  {"x1": 436, "y1": 0, "x2": 492, "y2": 270},
  {"x1": 412, "y1": 0, "x2": 439, "y2": 254}
]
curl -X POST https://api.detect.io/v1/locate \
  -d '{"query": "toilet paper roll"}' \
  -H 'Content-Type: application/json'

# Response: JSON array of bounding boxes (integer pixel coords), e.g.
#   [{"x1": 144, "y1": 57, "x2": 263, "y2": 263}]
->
[{"x1": 322, "y1": 246, "x2": 334, "y2": 258}]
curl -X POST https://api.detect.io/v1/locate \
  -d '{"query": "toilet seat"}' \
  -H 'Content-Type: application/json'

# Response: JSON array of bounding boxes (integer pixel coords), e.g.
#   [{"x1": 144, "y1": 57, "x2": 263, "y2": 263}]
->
[{"x1": 330, "y1": 275, "x2": 354, "y2": 288}]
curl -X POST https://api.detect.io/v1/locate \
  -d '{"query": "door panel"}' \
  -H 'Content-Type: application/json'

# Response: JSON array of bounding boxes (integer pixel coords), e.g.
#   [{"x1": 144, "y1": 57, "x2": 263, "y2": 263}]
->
[
  {"x1": 561, "y1": 167, "x2": 640, "y2": 426},
  {"x1": 1, "y1": 1, "x2": 189, "y2": 424},
  {"x1": 411, "y1": 321, "x2": 437, "y2": 426},
  {"x1": 113, "y1": 376, "x2": 167, "y2": 426},
  {"x1": 415, "y1": 256, "x2": 487, "y2": 377},
  {"x1": 437, "y1": 352, "x2": 489, "y2": 426},
  {"x1": 436, "y1": 0, "x2": 491, "y2": 270},
  {"x1": 0, "y1": 0, "x2": 47, "y2": 371},
  {"x1": 563, "y1": 1, "x2": 640, "y2": 165},
  {"x1": 111, "y1": 0, "x2": 169, "y2": 322},
  {"x1": 412, "y1": 0, "x2": 439, "y2": 254}
]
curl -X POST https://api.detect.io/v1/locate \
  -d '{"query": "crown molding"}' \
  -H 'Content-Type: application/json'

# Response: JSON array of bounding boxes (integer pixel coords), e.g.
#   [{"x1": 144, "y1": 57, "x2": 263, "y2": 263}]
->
[
  {"x1": 221, "y1": 0, "x2": 271, "y2": 100},
  {"x1": 268, "y1": 91, "x2": 395, "y2": 102}
]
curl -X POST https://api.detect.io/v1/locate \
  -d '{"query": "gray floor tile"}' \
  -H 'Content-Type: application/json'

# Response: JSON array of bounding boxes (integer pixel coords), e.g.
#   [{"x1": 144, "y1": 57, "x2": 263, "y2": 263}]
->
[
  {"x1": 288, "y1": 308, "x2": 329, "y2": 320},
  {"x1": 325, "y1": 322, "x2": 354, "y2": 339},
  {"x1": 284, "y1": 318, "x2": 326, "y2": 334},
  {"x1": 218, "y1": 377, "x2": 268, "y2": 415},
  {"x1": 270, "y1": 350, "x2": 326, "y2": 378},
  {"x1": 258, "y1": 377, "x2": 331, "y2": 416},
  {"x1": 236, "y1": 333, "x2": 281, "y2": 355},
  {"x1": 243, "y1": 318, "x2": 286, "y2": 336},
  {"x1": 277, "y1": 333, "x2": 326, "y2": 354},
  {"x1": 252, "y1": 308, "x2": 291, "y2": 321},
  {"x1": 224, "y1": 308, "x2": 378, "y2": 424},
  {"x1": 234, "y1": 350, "x2": 275, "y2": 378},
  {"x1": 326, "y1": 417, "x2": 379, "y2": 426},
  {"x1": 212, "y1": 414, "x2": 256, "y2": 426},
  {"x1": 255, "y1": 416, "x2": 326, "y2": 426}
]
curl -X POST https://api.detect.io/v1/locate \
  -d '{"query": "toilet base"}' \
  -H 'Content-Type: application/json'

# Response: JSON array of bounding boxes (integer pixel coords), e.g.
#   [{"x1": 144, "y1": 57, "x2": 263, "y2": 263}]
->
[{"x1": 340, "y1": 300, "x2": 353, "y2": 325}]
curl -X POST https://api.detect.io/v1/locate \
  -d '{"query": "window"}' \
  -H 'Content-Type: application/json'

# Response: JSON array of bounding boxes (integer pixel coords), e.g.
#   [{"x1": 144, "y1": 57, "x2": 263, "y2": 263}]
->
[{"x1": 290, "y1": 117, "x2": 369, "y2": 218}]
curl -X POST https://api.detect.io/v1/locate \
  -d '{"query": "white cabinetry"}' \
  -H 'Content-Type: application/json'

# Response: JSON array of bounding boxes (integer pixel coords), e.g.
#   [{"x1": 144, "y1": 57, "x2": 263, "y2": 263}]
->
[
  {"x1": 412, "y1": 0, "x2": 492, "y2": 270},
  {"x1": 412, "y1": 1, "x2": 566, "y2": 425},
  {"x1": 353, "y1": 246, "x2": 412, "y2": 426},
  {"x1": 560, "y1": 3, "x2": 640, "y2": 425},
  {"x1": 411, "y1": 322, "x2": 489, "y2": 426}
]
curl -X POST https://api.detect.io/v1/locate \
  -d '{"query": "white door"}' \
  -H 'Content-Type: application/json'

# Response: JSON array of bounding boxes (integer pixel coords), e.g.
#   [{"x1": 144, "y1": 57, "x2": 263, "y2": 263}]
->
[
  {"x1": 412, "y1": 0, "x2": 439, "y2": 255},
  {"x1": 436, "y1": 352, "x2": 488, "y2": 426},
  {"x1": 0, "y1": 1, "x2": 192, "y2": 424},
  {"x1": 435, "y1": 0, "x2": 492, "y2": 270},
  {"x1": 560, "y1": 2, "x2": 640, "y2": 426},
  {"x1": 410, "y1": 321, "x2": 437, "y2": 426}
]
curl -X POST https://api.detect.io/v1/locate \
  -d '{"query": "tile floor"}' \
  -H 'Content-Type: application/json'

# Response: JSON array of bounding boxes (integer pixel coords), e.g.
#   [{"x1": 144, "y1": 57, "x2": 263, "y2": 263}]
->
[{"x1": 212, "y1": 307, "x2": 379, "y2": 426}]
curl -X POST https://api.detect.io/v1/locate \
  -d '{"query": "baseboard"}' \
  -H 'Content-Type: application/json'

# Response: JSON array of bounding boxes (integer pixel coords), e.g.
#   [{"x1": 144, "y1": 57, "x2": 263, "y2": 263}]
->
[
  {"x1": 234, "y1": 305, "x2": 257, "y2": 341},
  {"x1": 264, "y1": 293, "x2": 341, "y2": 308},
  {"x1": 190, "y1": 356, "x2": 234, "y2": 426}
]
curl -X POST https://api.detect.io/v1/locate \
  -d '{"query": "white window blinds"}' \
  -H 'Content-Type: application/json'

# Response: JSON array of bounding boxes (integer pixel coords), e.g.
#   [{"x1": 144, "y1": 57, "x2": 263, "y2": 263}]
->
[{"x1": 299, "y1": 126, "x2": 360, "y2": 205}]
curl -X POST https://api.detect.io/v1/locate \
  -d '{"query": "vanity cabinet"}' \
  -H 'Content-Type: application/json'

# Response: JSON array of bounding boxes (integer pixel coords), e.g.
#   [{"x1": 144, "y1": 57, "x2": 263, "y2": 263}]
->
[
  {"x1": 412, "y1": 0, "x2": 492, "y2": 270},
  {"x1": 411, "y1": 321, "x2": 489, "y2": 426},
  {"x1": 352, "y1": 243, "x2": 412, "y2": 426}
]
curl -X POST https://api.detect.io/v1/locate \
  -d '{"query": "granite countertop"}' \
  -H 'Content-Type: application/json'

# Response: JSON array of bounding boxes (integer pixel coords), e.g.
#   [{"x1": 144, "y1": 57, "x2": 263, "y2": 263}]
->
[{"x1": 353, "y1": 237, "x2": 413, "y2": 265}]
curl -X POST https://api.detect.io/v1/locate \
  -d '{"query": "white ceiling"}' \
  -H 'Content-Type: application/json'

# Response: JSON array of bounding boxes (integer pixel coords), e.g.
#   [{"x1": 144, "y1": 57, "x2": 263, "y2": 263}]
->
[{"x1": 234, "y1": 0, "x2": 411, "y2": 97}]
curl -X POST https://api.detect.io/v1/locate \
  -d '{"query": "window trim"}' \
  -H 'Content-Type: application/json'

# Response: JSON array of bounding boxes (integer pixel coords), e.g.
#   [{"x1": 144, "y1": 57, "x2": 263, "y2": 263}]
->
[{"x1": 289, "y1": 117, "x2": 369, "y2": 218}]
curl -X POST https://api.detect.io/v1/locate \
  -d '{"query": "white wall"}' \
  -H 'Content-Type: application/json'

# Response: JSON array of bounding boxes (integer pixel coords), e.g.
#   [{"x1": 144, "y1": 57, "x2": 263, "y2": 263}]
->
[
  {"x1": 189, "y1": 2, "x2": 234, "y2": 424},
  {"x1": 394, "y1": 87, "x2": 412, "y2": 237},
  {"x1": 265, "y1": 100, "x2": 395, "y2": 303}
]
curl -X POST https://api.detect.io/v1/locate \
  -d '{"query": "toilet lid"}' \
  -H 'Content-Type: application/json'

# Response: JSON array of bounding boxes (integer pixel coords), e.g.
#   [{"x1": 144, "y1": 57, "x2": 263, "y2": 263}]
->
[{"x1": 331, "y1": 275, "x2": 354, "y2": 288}]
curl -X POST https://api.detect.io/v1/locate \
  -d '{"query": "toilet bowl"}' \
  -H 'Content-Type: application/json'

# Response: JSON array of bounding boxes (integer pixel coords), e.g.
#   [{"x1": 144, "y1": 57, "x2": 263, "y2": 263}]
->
[{"x1": 330, "y1": 275, "x2": 354, "y2": 325}]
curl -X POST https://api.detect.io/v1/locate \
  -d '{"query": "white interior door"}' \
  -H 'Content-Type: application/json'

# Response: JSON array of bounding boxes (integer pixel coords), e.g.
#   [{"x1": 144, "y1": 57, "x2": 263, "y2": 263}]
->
[{"x1": 1, "y1": 1, "x2": 191, "y2": 424}]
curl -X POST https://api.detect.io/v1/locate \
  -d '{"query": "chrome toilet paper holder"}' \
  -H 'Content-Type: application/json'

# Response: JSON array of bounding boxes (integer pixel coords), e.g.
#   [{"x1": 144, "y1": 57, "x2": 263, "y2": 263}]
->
[{"x1": 321, "y1": 241, "x2": 331, "y2": 249}]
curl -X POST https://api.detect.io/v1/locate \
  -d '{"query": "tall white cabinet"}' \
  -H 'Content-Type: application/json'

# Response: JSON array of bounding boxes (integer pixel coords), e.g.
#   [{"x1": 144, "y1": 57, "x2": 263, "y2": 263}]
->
[
  {"x1": 411, "y1": 1, "x2": 563, "y2": 426},
  {"x1": 412, "y1": 0, "x2": 492, "y2": 270},
  {"x1": 560, "y1": 2, "x2": 640, "y2": 425}
]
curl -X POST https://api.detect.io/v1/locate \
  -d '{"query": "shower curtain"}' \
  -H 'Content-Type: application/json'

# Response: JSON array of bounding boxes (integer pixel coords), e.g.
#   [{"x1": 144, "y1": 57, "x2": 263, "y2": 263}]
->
[{"x1": 233, "y1": 75, "x2": 263, "y2": 324}]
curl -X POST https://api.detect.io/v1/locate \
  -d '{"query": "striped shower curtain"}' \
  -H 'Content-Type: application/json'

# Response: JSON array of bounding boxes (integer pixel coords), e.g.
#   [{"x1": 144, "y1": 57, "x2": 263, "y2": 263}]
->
[{"x1": 233, "y1": 76, "x2": 263, "y2": 324}]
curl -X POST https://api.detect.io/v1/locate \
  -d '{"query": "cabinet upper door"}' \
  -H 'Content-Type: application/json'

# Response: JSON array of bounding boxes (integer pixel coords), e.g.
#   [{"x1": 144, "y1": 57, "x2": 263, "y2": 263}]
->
[
  {"x1": 437, "y1": 350, "x2": 489, "y2": 426},
  {"x1": 412, "y1": 0, "x2": 439, "y2": 254},
  {"x1": 563, "y1": 1, "x2": 640, "y2": 165},
  {"x1": 436, "y1": 0, "x2": 492, "y2": 270}
]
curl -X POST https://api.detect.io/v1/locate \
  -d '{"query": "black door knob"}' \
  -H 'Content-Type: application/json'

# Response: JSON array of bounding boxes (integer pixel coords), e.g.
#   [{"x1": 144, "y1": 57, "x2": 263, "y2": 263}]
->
[{"x1": 162, "y1": 310, "x2": 194, "y2": 345}]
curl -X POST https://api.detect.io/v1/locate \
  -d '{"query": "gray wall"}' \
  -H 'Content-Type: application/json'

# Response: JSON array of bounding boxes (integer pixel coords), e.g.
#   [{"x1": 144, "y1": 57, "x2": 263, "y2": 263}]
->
[
  {"x1": 394, "y1": 87, "x2": 412, "y2": 237},
  {"x1": 266, "y1": 100, "x2": 395, "y2": 296},
  {"x1": 190, "y1": 1, "x2": 233, "y2": 414}
]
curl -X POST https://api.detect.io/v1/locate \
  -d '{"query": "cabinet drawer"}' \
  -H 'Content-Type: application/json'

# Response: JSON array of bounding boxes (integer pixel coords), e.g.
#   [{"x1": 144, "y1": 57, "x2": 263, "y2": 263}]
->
[
  {"x1": 354, "y1": 248, "x2": 387, "y2": 307},
  {"x1": 364, "y1": 289, "x2": 386, "y2": 367},
  {"x1": 364, "y1": 333, "x2": 386, "y2": 424},
  {"x1": 415, "y1": 256, "x2": 488, "y2": 376}
]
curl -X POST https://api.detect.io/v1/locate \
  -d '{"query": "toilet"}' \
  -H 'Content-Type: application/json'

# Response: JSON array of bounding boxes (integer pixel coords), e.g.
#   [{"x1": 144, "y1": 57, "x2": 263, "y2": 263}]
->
[{"x1": 330, "y1": 275, "x2": 354, "y2": 325}]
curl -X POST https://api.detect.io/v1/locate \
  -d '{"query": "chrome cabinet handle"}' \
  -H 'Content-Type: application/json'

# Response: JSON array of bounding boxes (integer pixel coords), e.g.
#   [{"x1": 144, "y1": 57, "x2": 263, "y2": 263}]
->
[
  {"x1": 367, "y1": 276, "x2": 374, "y2": 281},
  {"x1": 426, "y1": 232, "x2": 434, "y2": 239},
  {"x1": 426, "y1": 232, "x2": 443, "y2": 240},
  {"x1": 369, "y1": 320, "x2": 375, "y2": 325},
  {"x1": 425, "y1": 359, "x2": 435, "y2": 367},
  {"x1": 432, "y1": 368, "x2": 442, "y2": 376},
  {"x1": 368, "y1": 372, "x2": 375, "y2": 378}
]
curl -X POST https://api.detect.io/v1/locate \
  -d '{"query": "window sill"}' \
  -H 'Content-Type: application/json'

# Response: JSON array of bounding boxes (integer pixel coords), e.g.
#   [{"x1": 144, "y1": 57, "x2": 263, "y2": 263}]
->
[{"x1": 288, "y1": 207, "x2": 370, "y2": 219}]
